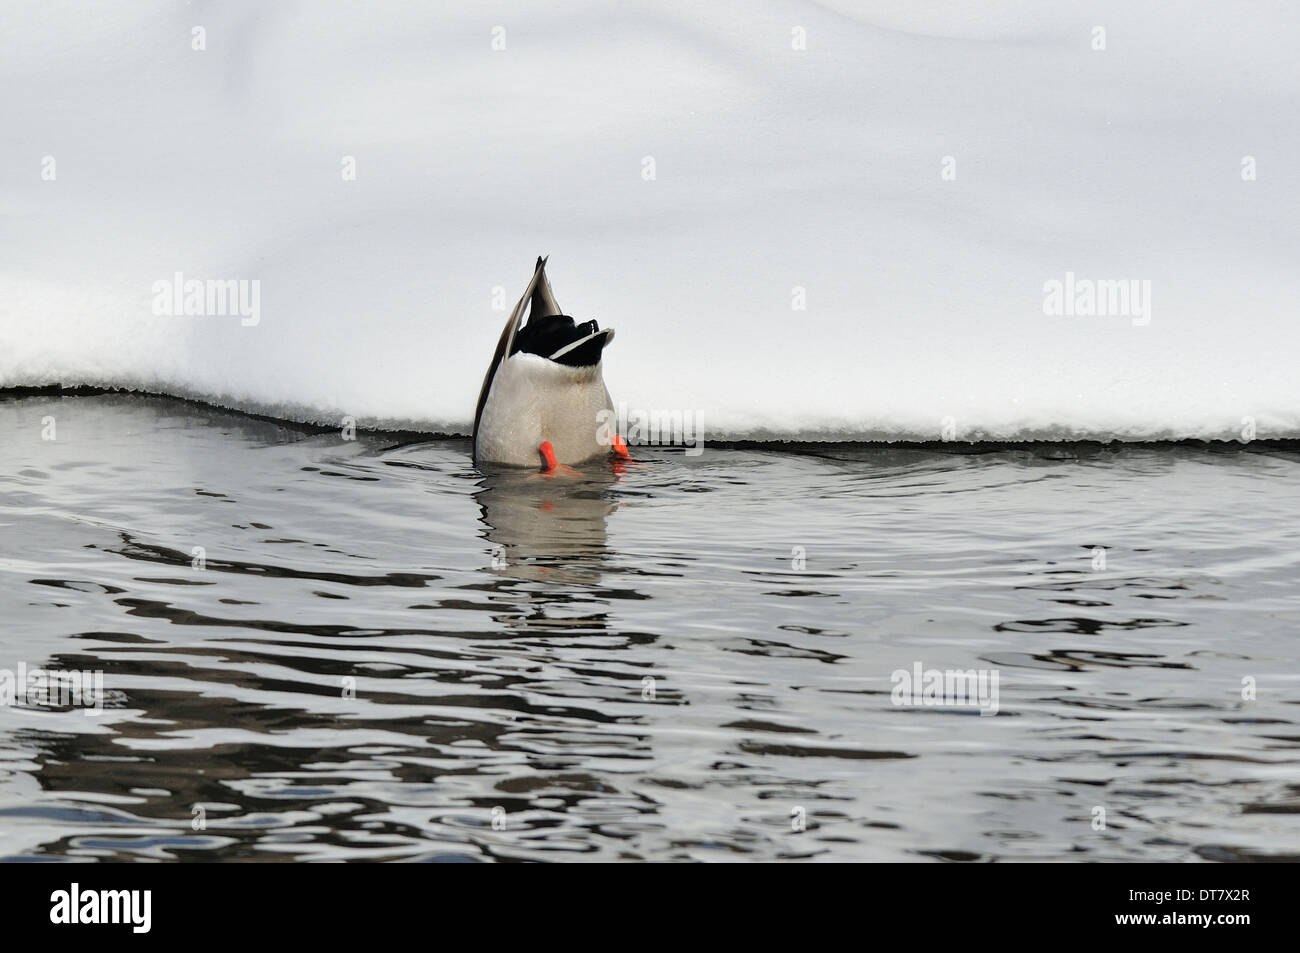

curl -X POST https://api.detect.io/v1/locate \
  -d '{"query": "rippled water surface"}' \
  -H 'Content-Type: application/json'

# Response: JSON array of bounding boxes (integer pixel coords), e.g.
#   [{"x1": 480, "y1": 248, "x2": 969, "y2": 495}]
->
[{"x1": 2, "y1": 394, "x2": 1299, "y2": 862}]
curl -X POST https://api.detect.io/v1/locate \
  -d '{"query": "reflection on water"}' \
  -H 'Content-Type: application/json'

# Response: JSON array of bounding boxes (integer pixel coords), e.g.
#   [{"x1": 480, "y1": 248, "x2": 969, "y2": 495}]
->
[
  {"x1": 476, "y1": 465, "x2": 620, "y2": 586},
  {"x1": 1, "y1": 393, "x2": 1299, "y2": 862}
]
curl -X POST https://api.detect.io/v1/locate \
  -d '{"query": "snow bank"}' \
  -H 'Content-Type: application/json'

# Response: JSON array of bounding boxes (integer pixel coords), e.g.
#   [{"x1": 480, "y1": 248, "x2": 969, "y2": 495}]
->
[{"x1": 2, "y1": 1, "x2": 1297, "y2": 440}]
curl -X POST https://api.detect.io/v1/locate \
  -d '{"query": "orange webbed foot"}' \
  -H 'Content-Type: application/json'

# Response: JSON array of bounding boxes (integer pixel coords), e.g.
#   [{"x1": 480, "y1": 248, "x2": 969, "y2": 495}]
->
[{"x1": 530, "y1": 441, "x2": 582, "y2": 479}]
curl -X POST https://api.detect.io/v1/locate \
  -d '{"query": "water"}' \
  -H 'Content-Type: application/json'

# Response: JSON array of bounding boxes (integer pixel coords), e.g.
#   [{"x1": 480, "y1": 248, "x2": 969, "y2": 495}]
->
[{"x1": 2, "y1": 392, "x2": 1298, "y2": 862}]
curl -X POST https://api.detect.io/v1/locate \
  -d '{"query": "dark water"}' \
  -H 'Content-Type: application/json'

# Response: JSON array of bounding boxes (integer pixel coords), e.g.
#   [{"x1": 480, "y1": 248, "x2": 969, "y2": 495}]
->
[{"x1": 2, "y1": 393, "x2": 1298, "y2": 862}]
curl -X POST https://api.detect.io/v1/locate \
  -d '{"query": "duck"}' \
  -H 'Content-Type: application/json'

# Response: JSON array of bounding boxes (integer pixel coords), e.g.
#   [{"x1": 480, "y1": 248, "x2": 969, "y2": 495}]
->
[{"x1": 473, "y1": 257, "x2": 623, "y2": 470}]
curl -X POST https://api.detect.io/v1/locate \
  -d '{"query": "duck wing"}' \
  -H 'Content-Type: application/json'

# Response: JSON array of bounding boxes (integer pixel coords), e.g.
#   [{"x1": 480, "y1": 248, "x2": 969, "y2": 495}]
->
[{"x1": 473, "y1": 256, "x2": 549, "y2": 458}]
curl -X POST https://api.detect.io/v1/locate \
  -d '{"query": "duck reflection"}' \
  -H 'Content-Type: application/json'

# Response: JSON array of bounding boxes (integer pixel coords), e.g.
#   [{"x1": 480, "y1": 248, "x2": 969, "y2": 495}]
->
[{"x1": 473, "y1": 461, "x2": 624, "y2": 587}]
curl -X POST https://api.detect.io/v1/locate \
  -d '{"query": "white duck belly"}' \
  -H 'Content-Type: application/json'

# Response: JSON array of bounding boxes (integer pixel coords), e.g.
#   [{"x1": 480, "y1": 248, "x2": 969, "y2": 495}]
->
[{"x1": 474, "y1": 352, "x2": 614, "y2": 467}]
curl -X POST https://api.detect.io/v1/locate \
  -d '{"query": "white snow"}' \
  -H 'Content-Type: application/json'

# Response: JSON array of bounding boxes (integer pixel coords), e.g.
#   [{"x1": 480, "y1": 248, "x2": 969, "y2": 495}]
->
[{"x1": 2, "y1": 1, "x2": 1297, "y2": 440}]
